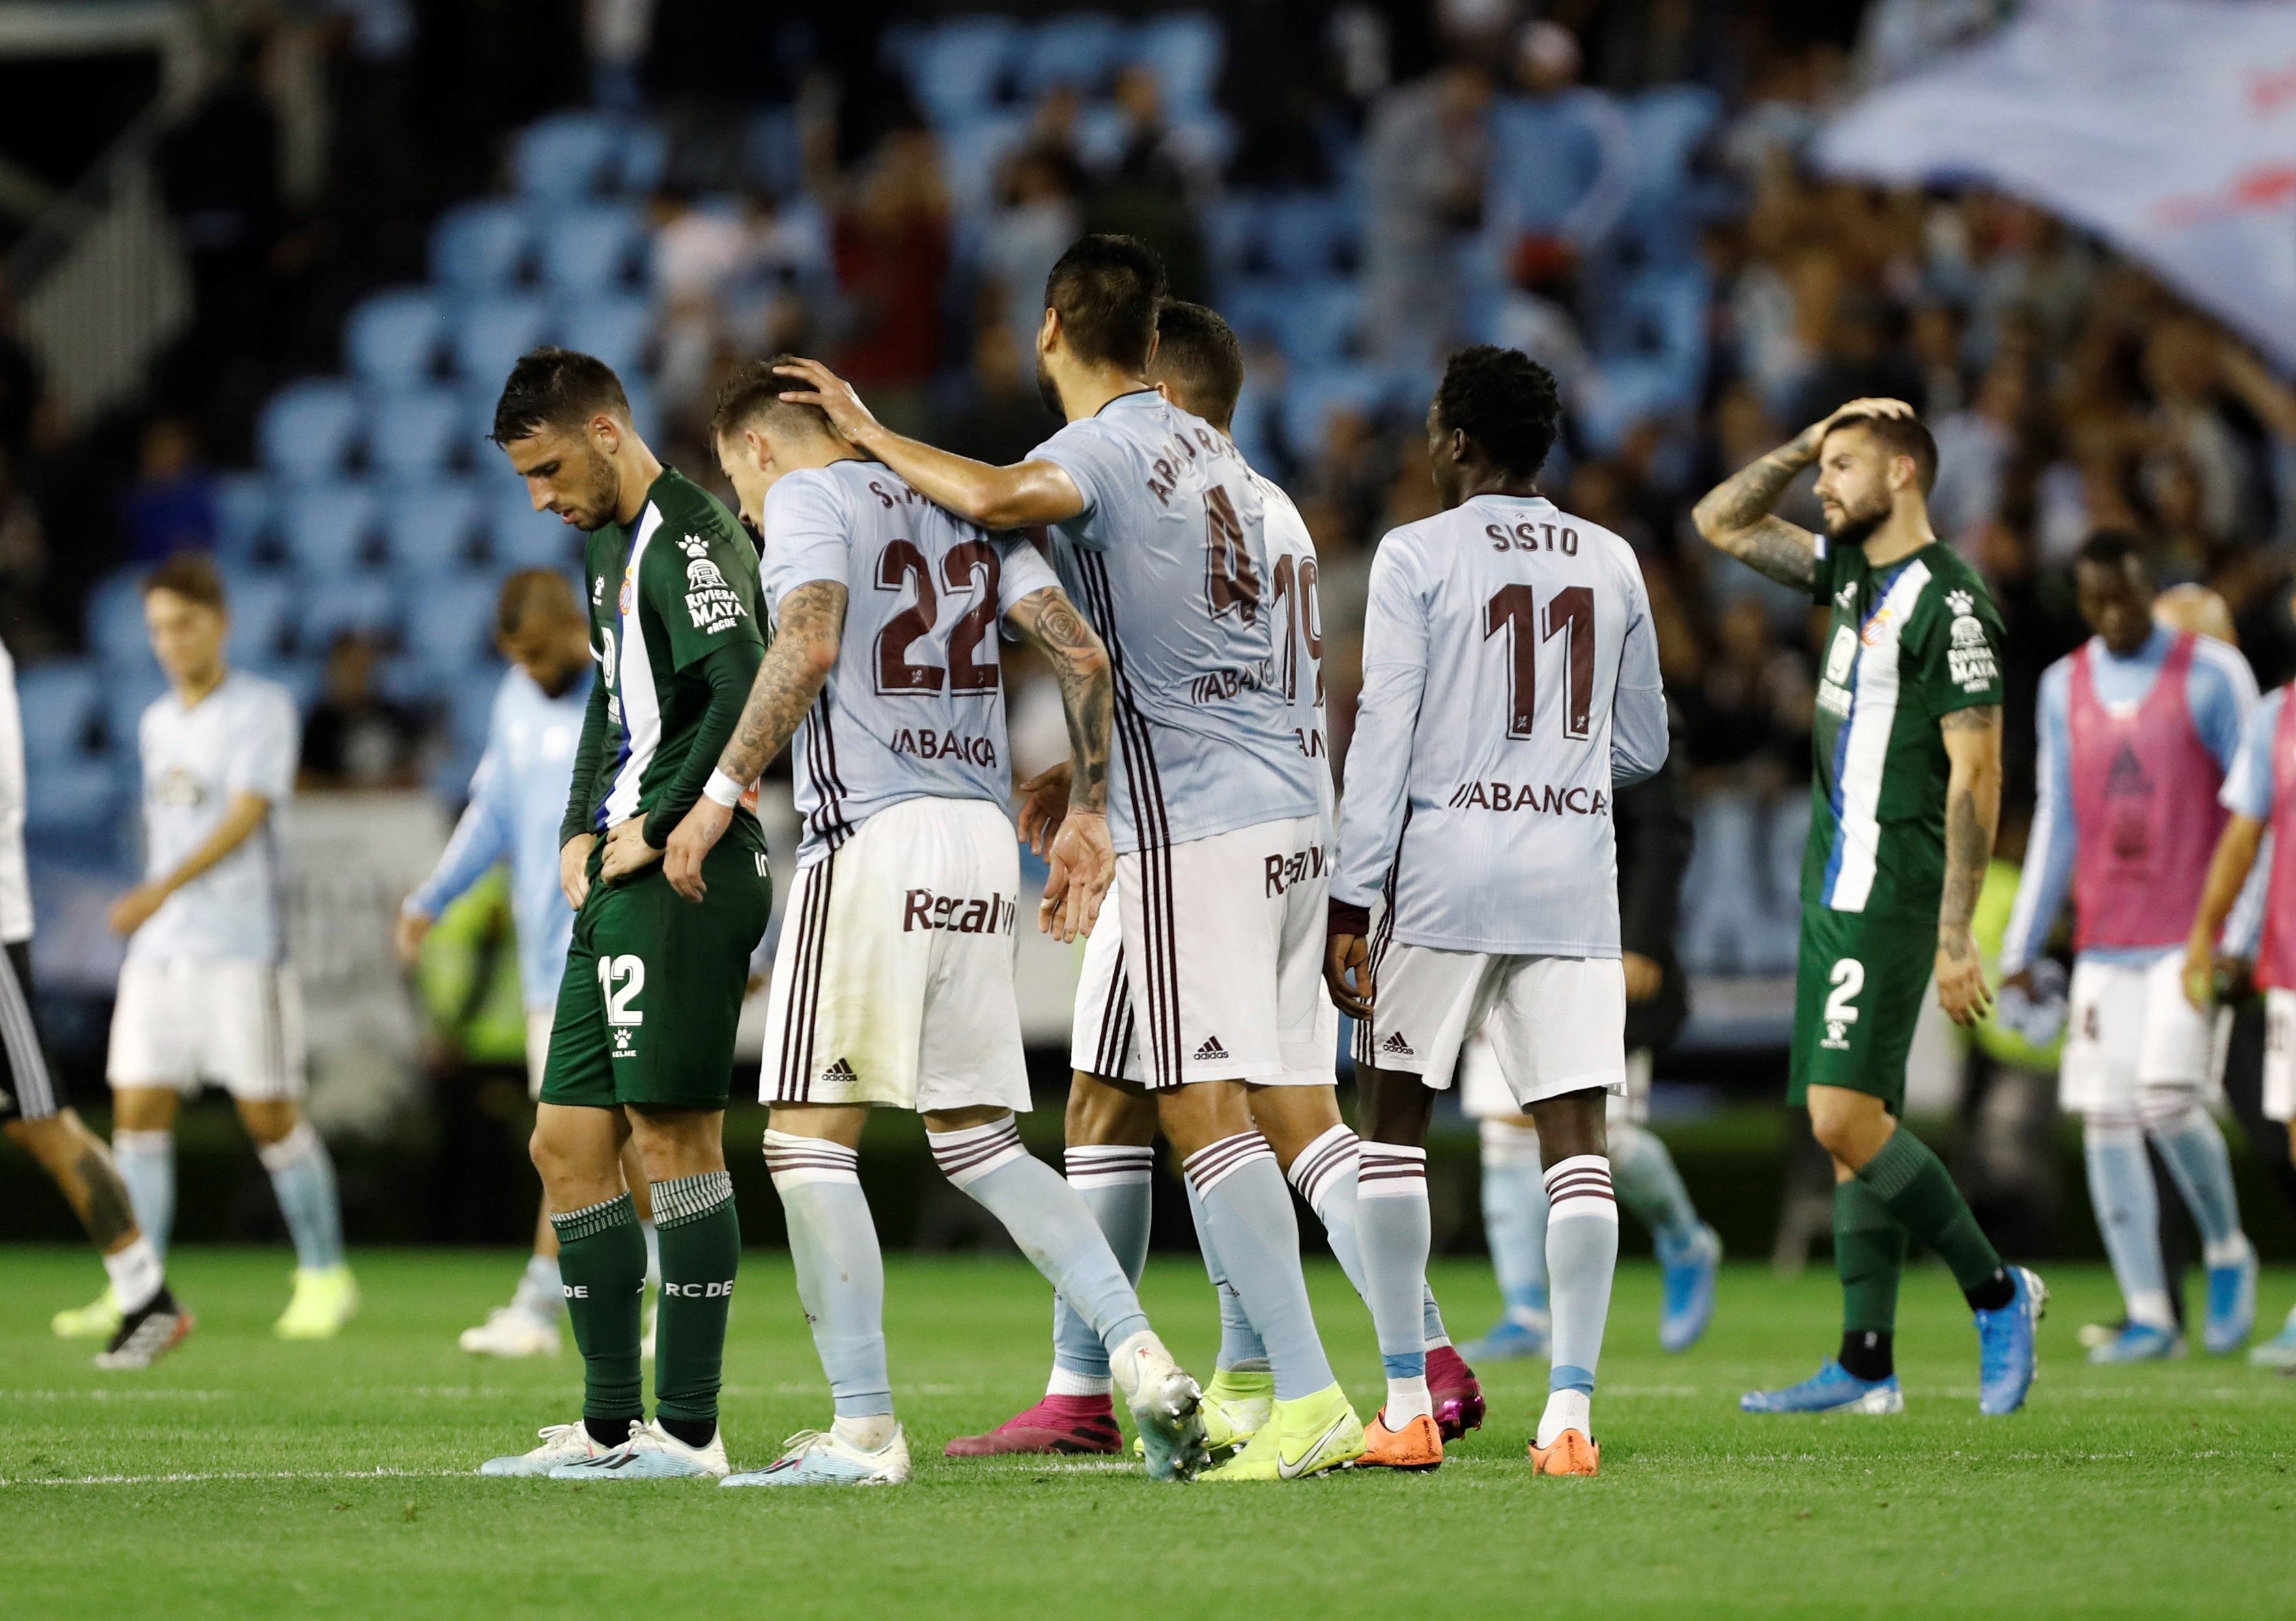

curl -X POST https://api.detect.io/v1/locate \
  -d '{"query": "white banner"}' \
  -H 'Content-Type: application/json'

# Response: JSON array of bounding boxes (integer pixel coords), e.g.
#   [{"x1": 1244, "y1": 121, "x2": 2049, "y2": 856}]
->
[{"x1": 1817, "y1": 0, "x2": 2296, "y2": 369}]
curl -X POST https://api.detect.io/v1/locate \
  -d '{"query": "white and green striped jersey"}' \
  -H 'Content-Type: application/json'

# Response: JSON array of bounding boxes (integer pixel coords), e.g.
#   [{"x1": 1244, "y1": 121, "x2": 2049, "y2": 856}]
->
[{"x1": 1802, "y1": 537, "x2": 2004, "y2": 920}]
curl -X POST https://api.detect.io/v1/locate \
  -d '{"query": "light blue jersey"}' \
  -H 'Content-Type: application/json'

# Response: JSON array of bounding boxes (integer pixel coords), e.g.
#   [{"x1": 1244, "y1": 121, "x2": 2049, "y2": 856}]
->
[
  {"x1": 762, "y1": 458, "x2": 1060, "y2": 868},
  {"x1": 2001, "y1": 625, "x2": 2254, "y2": 976},
  {"x1": 405, "y1": 664, "x2": 590, "y2": 1009},
  {"x1": 1254, "y1": 470, "x2": 1335, "y2": 821},
  {"x1": 1032, "y1": 390, "x2": 1319, "y2": 854},
  {"x1": 2219, "y1": 685, "x2": 2287, "y2": 957}
]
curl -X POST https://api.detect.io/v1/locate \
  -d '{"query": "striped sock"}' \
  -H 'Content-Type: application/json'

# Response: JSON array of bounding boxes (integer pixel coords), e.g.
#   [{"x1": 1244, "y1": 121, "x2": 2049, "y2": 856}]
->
[
  {"x1": 1543, "y1": 1155, "x2": 1617, "y2": 1409},
  {"x1": 1186, "y1": 1132, "x2": 1334, "y2": 1401},
  {"x1": 649, "y1": 1170, "x2": 738, "y2": 1430},
  {"x1": 1047, "y1": 1144, "x2": 1155, "y2": 1394},
  {"x1": 766, "y1": 1131, "x2": 891, "y2": 1419},
  {"x1": 1357, "y1": 1142, "x2": 1432, "y2": 1420}
]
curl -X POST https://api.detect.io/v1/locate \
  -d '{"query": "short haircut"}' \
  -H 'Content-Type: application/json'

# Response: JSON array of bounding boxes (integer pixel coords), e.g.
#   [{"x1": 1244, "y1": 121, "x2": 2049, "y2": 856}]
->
[
  {"x1": 1147, "y1": 301, "x2": 1244, "y2": 428},
  {"x1": 143, "y1": 551, "x2": 225, "y2": 611},
  {"x1": 1433, "y1": 345, "x2": 1561, "y2": 480},
  {"x1": 1826, "y1": 411, "x2": 1939, "y2": 494},
  {"x1": 495, "y1": 567, "x2": 584, "y2": 639},
  {"x1": 1045, "y1": 234, "x2": 1166, "y2": 370},
  {"x1": 490, "y1": 346, "x2": 631, "y2": 445},
  {"x1": 708, "y1": 356, "x2": 832, "y2": 445},
  {"x1": 2078, "y1": 528, "x2": 2151, "y2": 578}
]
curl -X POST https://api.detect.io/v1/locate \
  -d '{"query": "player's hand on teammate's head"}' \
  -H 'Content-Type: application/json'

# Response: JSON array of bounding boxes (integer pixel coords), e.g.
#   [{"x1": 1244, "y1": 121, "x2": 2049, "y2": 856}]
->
[
  {"x1": 771, "y1": 357, "x2": 880, "y2": 445},
  {"x1": 599, "y1": 817, "x2": 662, "y2": 884},
  {"x1": 393, "y1": 907, "x2": 432, "y2": 965},
  {"x1": 1040, "y1": 806, "x2": 1112, "y2": 944},
  {"x1": 664, "y1": 799, "x2": 735, "y2": 904},
  {"x1": 1324, "y1": 933, "x2": 1372, "y2": 1019},
  {"x1": 1014, "y1": 761, "x2": 1074, "y2": 858},
  {"x1": 560, "y1": 832, "x2": 595, "y2": 910}
]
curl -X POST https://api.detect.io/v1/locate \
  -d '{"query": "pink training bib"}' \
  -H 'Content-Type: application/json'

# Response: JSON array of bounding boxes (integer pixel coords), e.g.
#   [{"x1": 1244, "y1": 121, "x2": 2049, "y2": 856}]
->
[{"x1": 2256, "y1": 692, "x2": 2296, "y2": 990}]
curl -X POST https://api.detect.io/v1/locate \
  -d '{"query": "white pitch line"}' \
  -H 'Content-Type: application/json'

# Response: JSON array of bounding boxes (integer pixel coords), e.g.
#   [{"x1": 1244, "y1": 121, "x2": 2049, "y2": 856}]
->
[
  {"x1": 0, "y1": 1389, "x2": 236, "y2": 1402},
  {"x1": 0, "y1": 1467, "x2": 472, "y2": 1488}
]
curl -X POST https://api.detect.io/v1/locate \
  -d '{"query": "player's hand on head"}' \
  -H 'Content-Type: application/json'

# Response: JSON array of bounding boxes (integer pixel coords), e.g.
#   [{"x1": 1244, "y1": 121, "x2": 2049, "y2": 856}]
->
[
  {"x1": 1324, "y1": 933, "x2": 1372, "y2": 1020},
  {"x1": 771, "y1": 358, "x2": 880, "y2": 444},
  {"x1": 1040, "y1": 807, "x2": 1112, "y2": 944},
  {"x1": 599, "y1": 817, "x2": 662, "y2": 883},
  {"x1": 664, "y1": 800, "x2": 733, "y2": 904},
  {"x1": 1015, "y1": 761, "x2": 1073, "y2": 857},
  {"x1": 560, "y1": 833, "x2": 595, "y2": 910}
]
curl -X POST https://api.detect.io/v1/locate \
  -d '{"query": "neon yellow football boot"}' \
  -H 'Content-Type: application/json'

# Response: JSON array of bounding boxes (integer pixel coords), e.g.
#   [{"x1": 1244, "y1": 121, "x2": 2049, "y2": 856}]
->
[
  {"x1": 1200, "y1": 1382, "x2": 1363, "y2": 1482},
  {"x1": 274, "y1": 1264, "x2": 359, "y2": 1340},
  {"x1": 53, "y1": 1286, "x2": 122, "y2": 1341}
]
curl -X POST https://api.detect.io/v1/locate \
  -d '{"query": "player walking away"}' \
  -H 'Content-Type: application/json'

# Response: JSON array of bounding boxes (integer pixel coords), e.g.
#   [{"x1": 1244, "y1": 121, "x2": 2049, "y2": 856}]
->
[
  {"x1": 1, "y1": 636, "x2": 191, "y2": 1366},
  {"x1": 89, "y1": 554, "x2": 355, "y2": 1342},
  {"x1": 475, "y1": 349, "x2": 771, "y2": 1483},
  {"x1": 1692, "y1": 399, "x2": 2044, "y2": 1418},
  {"x1": 948, "y1": 302, "x2": 1481, "y2": 1468},
  {"x1": 1999, "y1": 533, "x2": 2258, "y2": 1362},
  {"x1": 1325, "y1": 346, "x2": 1670, "y2": 1476},
  {"x1": 659, "y1": 362, "x2": 1206, "y2": 1487},
  {"x1": 776, "y1": 236, "x2": 1366, "y2": 1482},
  {"x1": 1460, "y1": 698, "x2": 1723, "y2": 1362},
  {"x1": 2180, "y1": 661, "x2": 2296, "y2": 1368},
  {"x1": 396, "y1": 571, "x2": 662, "y2": 1360}
]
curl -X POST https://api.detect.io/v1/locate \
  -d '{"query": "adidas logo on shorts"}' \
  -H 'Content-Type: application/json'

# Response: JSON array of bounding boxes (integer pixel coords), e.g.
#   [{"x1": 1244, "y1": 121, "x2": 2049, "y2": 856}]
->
[
  {"x1": 1193, "y1": 1036, "x2": 1230, "y2": 1062},
  {"x1": 819, "y1": 1057, "x2": 858, "y2": 1086},
  {"x1": 1380, "y1": 1032, "x2": 1415, "y2": 1057}
]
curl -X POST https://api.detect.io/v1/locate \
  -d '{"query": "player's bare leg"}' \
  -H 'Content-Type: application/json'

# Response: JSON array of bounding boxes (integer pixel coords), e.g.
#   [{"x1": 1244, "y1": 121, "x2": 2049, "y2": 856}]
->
[
  {"x1": 473, "y1": 1138, "x2": 656, "y2": 1359},
  {"x1": 12, "y1": 1110, "x2": 191, "y2": 1366}
]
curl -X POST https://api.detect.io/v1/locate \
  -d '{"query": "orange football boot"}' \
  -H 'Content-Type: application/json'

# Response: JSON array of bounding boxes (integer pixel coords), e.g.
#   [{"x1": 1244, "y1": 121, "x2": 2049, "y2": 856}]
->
[
  {"x1": 1357, "y1": 1411, "x2": 1443, "y2": 1471},
  {"x1": 1527, "y1": 1430, "x2": 1600, "y2": 1476}
]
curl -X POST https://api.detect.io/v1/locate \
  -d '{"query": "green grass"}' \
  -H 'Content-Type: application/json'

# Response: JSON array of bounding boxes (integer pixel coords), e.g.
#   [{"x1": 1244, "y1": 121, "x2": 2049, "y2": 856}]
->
[{"x1": 1, "y1": 1248, "x2": 2291, "y2": 1618}]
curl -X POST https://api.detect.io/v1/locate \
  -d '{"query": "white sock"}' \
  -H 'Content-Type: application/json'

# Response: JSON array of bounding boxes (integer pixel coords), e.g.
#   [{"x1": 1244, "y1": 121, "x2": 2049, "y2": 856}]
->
[
  {"x1": 1383, "y1": 1374, "x2": 1432, "y2": 1425},
  {"x1": 641, "y1": 1219, "x2": 661, "y2": 1288},
  {"x1": 102, "y1": 1236, "x2": 164, "y2": 1315},
  {"x1": 833, "y1": 1413, "x2": 898, "y2": 1452},
  {"x1": 511, "y1": 1252, "x2": 562, "y2": 1319},
  {"x1": 1536, "y1": 1387, "x2": 1591, "y2": 1450},
  {"x1": 1047, "y1": 1366, "x2": 1113, "y2": 1397}
]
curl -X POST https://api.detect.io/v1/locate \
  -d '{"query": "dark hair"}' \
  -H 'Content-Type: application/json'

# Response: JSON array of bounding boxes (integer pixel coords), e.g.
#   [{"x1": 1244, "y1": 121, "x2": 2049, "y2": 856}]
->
[
  {"x1": 1045, "y1": 234, "x2": 1166, "y2": 369},
  {"x1": 1825, "y1": 411, "x2": 1939, "y2": 495},
  {"x1": 1433, "y1": 345, "x2": 1561, "y2": 479},
  {"x1": 708, "y1": 356, "x2": 832, "y2": 444},
  {"x1": 143, "y1": 551, "x2": 225, "y2": 611},
  {"x1": 2077, "y1": 528, "x2": 2151, "y2": 577},
  {"x1": 1147, "y1": 302, "x2": 1244, "y2": 429},
  {"x1": 490, "y1": 346, "x2": 631, "y2": 444},
  {"x1": 495, "y1": 567, "x2": 583, "y2": 639}
]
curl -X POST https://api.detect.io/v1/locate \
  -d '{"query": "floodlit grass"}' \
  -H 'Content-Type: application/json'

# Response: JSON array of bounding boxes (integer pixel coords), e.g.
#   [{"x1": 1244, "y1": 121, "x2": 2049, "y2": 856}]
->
[{"x1": 1, "y1": 1247, "x2": 2291, "y2": 1617}]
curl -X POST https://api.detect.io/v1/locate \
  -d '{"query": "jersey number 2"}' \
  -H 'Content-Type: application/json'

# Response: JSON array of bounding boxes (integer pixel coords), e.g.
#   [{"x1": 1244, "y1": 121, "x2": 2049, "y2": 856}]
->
[
  {"x1": 874, "y1": 539, "x2": 1001, "y2": 696},
  {"x1": 1483, "y1": 584, "x2": 1595, "y2": 740},
  {"x1": 598, "y1": 955, "x2": 645, "y2": 1026}
]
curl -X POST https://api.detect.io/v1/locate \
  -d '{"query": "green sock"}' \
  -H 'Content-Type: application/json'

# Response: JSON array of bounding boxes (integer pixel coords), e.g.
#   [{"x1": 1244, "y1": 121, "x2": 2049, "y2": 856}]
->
[
  {"x1": 651, "y1": 1171, "x2": 740, "y2": 1433},
  {"x1": 1834, "y1": 1177, "x2": 1906, "y2": 1379},
  {"x1": 550, "y1": 1192, "x2": 646, "y2": 1433},
  {"x1": 1854, "y1": 1127, "x2": 2009, "y2": 1308}
]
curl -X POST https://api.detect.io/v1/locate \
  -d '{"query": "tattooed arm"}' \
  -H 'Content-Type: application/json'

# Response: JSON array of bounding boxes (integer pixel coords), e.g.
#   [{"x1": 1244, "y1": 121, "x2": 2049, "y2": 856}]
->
[
  {"x1": 1935, "y1": 703, "x2": 2003, "y2": 1026},
  {"x1": 659, "y1": 580, "x2": 848, "y2": 902},
  {"x1": 1690, "y1": 397, "x2": 1918, "y2": 591},
  {"x1": 1004, "y1": 585, "x2": 1115, "y2": 942}
]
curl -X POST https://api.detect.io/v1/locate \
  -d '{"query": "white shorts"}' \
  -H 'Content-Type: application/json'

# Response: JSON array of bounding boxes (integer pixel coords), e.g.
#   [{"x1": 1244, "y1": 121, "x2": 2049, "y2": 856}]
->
[
  {"x1": 1069, "y1": 881, "x2": 1338, "y2": 1089},
  {"x1": 2060, "y1": 954, "x2": 2214, "y2": 1114},
  {"x1": 2263, "y1": 988, "x2": 2296, "y2": 1124},
  {"x1": 526, "y1": 1004, "x2": 554, "y2": 1101},
  {"x1": 1355, "y1": 940, "x2": 1626, "y2": 1109},
  {"x1": 759, "y1": 796, "x2": 1030, "y2": 1115},
  {"x1": 1463, "y1": 1037, "x2": 1651, "y2": 1125},
  {"x1": 1105, "y1": 814, "x2": 1334, "y2": 1092},
  {"x1": 106, "y1": 957, "x2": 307, "y2": 1102}
]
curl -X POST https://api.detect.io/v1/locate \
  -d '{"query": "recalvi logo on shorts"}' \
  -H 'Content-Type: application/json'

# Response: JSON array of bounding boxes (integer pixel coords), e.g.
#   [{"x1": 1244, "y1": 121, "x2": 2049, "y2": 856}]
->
[{"x1": 901, "y1": 889, "x2": 1017, "y2": 935}]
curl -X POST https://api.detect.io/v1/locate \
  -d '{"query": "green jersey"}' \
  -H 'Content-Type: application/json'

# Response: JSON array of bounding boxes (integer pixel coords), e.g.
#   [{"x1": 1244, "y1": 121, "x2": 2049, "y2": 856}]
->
[
  {"x1": 1802, "y1": 537, "x2": 2004, "y2": 921},
  {"x1": 574, "y1": 468, "x2": 765, "y2": 834}
]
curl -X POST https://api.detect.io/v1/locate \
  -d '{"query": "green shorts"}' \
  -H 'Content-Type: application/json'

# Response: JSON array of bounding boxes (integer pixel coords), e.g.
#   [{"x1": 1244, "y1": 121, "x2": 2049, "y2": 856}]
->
[
  {"x1": 540, "y1": 825, "x2": 772, "y2": 1112},
  {"x1": 1787, "y1": 903, "x2": 1935, "y2": 1114}
]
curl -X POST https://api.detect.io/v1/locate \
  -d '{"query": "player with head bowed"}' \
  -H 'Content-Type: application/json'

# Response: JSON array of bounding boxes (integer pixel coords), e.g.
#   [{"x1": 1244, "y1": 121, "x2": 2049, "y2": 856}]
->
[
  {"x1": 774, "y1": 235, "x2": 1365, "y2": 1481},
  {"x1": 1693, "y1": 398, "x2": 2045, "y2": 1417},
  {"x1": 477, "y1": 348, "x2": 772, "y2": 1482},
  {"x1": 660, "y1": 358, "x2": 1207, "y2": 1486}
]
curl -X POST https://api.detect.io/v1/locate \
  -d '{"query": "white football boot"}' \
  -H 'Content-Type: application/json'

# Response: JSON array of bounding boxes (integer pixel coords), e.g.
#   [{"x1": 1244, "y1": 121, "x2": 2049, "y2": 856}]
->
[
  {"x1": 459, "y1": 1306, "x2": 561, "y2": 1359},
  {"x1": 480, "y1": 1420, "x2": 629, "y2": 1477},
  {"x1": 549, "y1": 1418, "x2": 728, "y2": 1480},
  {"x1": 722, "y1": 1425, "x2": 911, "y2": 1487}
]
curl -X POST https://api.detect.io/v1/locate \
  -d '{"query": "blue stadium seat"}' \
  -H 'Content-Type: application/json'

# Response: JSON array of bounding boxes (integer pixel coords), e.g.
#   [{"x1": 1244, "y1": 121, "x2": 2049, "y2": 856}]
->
[
  {"x1": 365, "y1": 387, "x2": 467, "y2": 481},
  {"x1": 449, "y1": 294, "x2": 552, "y2": 386},
  {"x1": 343, "y1": 288, "x2": 445, "y2": 390},
  {"x1": 907, "y1": 16, "x2": 1021, "y2": 126},
  {"x1": 1131, "y1": 12, "x2": 1223, "y2": 113},
  {"x1": 401, "y1": 573, "x2": 501, "y2": 671},
  {"x1": 103, "y1": 672, "x2": 167, "y2": 754},
  {"x1": 26, "y1": 756, "x2": 121, "y2": 840},
  {"x1": 1279, "y1": 365, "x2": 1385, "y2": 460},
  {"x1": 1019, "y1": 13, "x2": 1124, "y2": 96},
  {"x1": 258, "y1": 380, "x2": 362, "y2": 481},
  {"x1": 614, "y1": 122, "x2": 669, "y2": 194},
  {"x1": 1202, "y1": 194, "x2": 1262, "y2": 279},
  {"x1": 1269, "y1": 279, "x2": 1363, "y2": 368},
  {"x1": 938, "y1": 112, "x2": 1031, "y2": 217},
  {"x1": 432, "y1": 201, "x2": 531, "y2": 294},
  {"x1": 747, "y1": 106, "x2": 805, "y2": 197},
  {"x1": 1621, "y1": 85, "x2": 1722, "y2": 265},
  {"x1": 538, "y1": 203, "x2": 645, "y2": 294},
  {"x1": 1262, "y1": 192, "x2": 1360, "y2": 279},
  {"x1": 85, "y1": 571, "x2": 150, "y2": 670},
  {"x1": 380, "y1": 480, "x2": 485, "y2": 574},
  {"x1": 488, "y1": 483, "x2": 581, "y2": 572},
  {"x1": 558, "y1": 294, "x2": 654, "y2": 380},
  {"x1": 513, "y1": 111, "x2": 621, "y2": 201},
  {"x1": 1074, "y1": 102, "x2": 1132, "y2": 171},
  {"x1": 222, "y1": 569, "x2": 296, "y2": 664},
  {"x1": 16, "y1": 658, "x2": 102, "y2": 763},
  {"x1": 280, "y1": 483, "x2": 382, "y2": 574},
  {"x1": 213, "y1": 473, "x2": 276, "y2": 565},
  {"x1": 297, "y1": 574, "x2": 402, "y2": 651}
]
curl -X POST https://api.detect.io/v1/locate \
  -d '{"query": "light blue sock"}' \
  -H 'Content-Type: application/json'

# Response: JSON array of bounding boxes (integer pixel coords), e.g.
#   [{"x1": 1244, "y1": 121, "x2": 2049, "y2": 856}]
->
[
  {"x1": 764, "y1": 1131, "x2": 890, "y2": 1418},
  {"x1": 1185, "y1": 1176, "x2": 1268, "y2": 1370},
  {"x1": 2144, "y1": 1091, "x2": 2248, "y2": 1265},
  {"x1": 1610, "y1": 1121, "x2": 1701, "y2": 1252},
  {"x1": 931, "y1": 1121, "x2": 1152, "y2": 1359},
  {"x1": 1186, "y1": 1134, "x2": 1335, "y2": 1401},
  {"x1": 111, "y1": 1128, "x2": 175, "y2": 1265},
  {"x1": 1047, "y1": 1144, "x2": 1155, "y2": 1389},
  {"x1": 640, "y1": 1219, "x2": 662, "y2": 1288},
  {"x1": 258, "y1": 1121, "x2": 344, "y2": 1271},
  {"x1": 1354, "y1": 1140, "x2": 1431, "y2": 1382},
  {"x1": 1543, "y1": 1156, "x2": 1617, "y2": 1394},
  {"x1": 512, "y1": 1252, "x2": 563, "y2": 1319},
  {"x1": 1422, "y1": 1284, "x2": 1451, "y2": 1349},
  {"x1": 1480, "y1": 1121, "x2": 1549, "y2": 1321},
  {"x1": 2085, "y1": 1115, "x2": 2174, "y2": 1327}
]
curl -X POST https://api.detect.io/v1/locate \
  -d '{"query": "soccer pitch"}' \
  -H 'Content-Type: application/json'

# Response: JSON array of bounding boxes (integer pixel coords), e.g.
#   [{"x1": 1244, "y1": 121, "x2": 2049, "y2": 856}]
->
[{"x1": 1, "y1": 1249, "x2": 2289, "y2": 1618}]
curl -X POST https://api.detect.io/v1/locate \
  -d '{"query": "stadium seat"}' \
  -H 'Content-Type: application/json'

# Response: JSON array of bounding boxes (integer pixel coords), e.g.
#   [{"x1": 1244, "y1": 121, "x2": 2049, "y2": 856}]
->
[
  {"x1": 343, "y1": 289, "x2": 446, "y2": 390},
  {"x1": 1019, "y1": 13, "x2": 1124, "y2": 96},
  {"x1": 16, "y1": 658, "x2": 102, "y2": 762},
  {"x1": 537, "y1": 203, "x2": 645, "y2": 294},
  {"x1": 280, "y1": 483, "x2": 382, "y2": 574},
  {"x1": 488, "y1": 482, "x2": 580, "y2": 572},
  {"x1": 906, "y1": 16, "x2": 1021, "y2": 126},
  {"x1": 213, "y1": 473, "x2": 275, "y2": 565},
  {"x1": 1279, "y1": 365, "x2": 1385, "y2": 461},
  {"x1": 221, "y1": 569, "x2": 296, "y2": 664},
  {"x1": 747, "y1": 106, "x2": 804, "y2": 198},
  {"x1": 1131, "y1": 12, "x2": 1223, "y2": 113},
  {"x1": 938, "y1": 112, "x2": 1031, "y2": 217},
  {"x1": 1262, "y1": 191, "x2": 1360, "y2": 279},
  {"x1": 431, "y1": 200, "x2": 532, "y2": 294},
  {"x1": 364, "y1": 387, "x2": 467, "y2": 481},
  {"x1": 558, "y1": 294, "x2": 654, "y2": 380},
  {"x1": 258, "y1": 380, "x2": 362, "y2": 482},
  {"x1": 380, "y1": 480, "x2": 485, "y2": 574},
  {"x1": 102, "y1": 672, "x2": 167, "y2": 754},
  {"x1": 1073, "y1": 102, "x2": 1131, "y2": 171},
  {"x1": 1269, "y1": 278, "x2": 1363, "y2": 368},
  {"x1": 614, "y1": 121, "x2": 669, "y2": 194},
  {"x1": 26, "y1": 755, "x2": 120, "y2": 840},
  {"x1": 449, "y1": 294, "x2": 552, "y2": 386},
  {"x1": 400, "y1": 569, "x2": 501, "y2": 671},
  {"x1": 297, "y1": 574, "x2": 402, "y2": 651},
  {"x1": 85, "y1": 571, "x2": 151, "y2": 670},
  {"x1": 513, "y1": 111, "x2": 621, "y2": 201}
]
